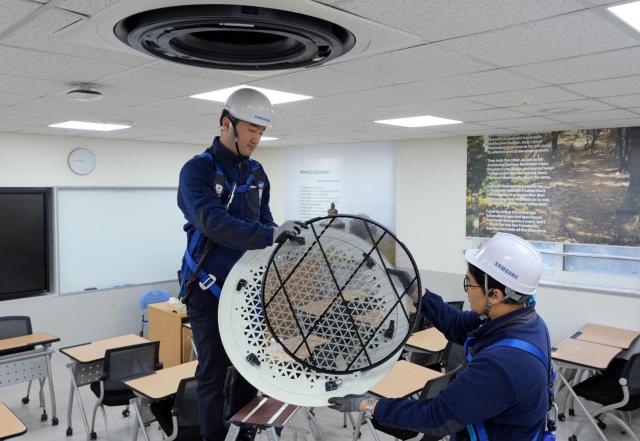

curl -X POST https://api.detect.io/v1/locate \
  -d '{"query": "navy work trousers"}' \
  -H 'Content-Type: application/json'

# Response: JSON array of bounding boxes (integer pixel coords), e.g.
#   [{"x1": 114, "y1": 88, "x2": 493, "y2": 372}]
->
[{"x1": 186, "y1": 284, "x2": 256, "y2": 441}]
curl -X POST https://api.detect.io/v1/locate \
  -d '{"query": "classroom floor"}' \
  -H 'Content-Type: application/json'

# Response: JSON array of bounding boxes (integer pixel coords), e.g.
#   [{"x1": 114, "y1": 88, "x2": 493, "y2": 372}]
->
[{"x1": 2, "y1": 352, "x2": 639, "y2": 441}]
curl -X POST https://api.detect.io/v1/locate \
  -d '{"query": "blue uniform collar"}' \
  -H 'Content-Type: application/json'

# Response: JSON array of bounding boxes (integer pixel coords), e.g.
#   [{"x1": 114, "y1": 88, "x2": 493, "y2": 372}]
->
[
  {"x1": 210, "y1": 136, "x2": 244, "y2": 165},
  {"x1": 470, "y1": 303, "x2": 537, "y2": 340}
]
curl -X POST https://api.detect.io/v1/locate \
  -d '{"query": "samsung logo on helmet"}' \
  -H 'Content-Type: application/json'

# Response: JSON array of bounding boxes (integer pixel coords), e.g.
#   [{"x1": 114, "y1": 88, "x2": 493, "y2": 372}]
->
[
  {"x1": 495, "y1": 261, "x2": 519, "y2": 279},
  {"x1": 254, "y1": 115, "x2": 271, "y2": 123}
]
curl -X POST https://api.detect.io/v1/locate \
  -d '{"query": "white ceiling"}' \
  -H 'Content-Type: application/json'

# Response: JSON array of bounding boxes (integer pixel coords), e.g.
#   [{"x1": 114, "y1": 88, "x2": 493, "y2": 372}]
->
[{"x1": 1, "y1": 0, "x2": 640, "y2": 146}]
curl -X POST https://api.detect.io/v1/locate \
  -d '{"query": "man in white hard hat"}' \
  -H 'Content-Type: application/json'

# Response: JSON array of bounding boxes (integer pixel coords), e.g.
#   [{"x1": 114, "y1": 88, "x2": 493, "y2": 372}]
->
[
  {"x1": 177, "y1": 88, "x2": 305, "y2": 441},
  {"x1": 330, "y1": 232, "x2": 555, "y2": 441}
]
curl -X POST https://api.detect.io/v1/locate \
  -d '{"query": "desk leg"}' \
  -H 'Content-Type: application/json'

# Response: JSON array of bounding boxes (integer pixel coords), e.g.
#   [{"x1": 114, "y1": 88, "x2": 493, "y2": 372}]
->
[
  {"x1": 351, "y1": 413, "x2": 364, "y2": 441},
  {"x1": 557, "y1": 369, "x2": 607, "y2": 441},
  {"x1": 131, "y1": 398, "x2": 151, "y2": 441},
  {"x1": 266, "y1": 427, "x2": 279, "y2": 441},
  {"x1": 224, "y1": 424, "x2": 241, "y2": 441},
  {"x1": 44, "y1": 348, "x2": 58, "y2": 424},
  {"x1": 67, "y1": 364, "x2": 92, "y2": 441},
  {"x1": 66, "y1": 375, "x2": 75, "y2": 435}
]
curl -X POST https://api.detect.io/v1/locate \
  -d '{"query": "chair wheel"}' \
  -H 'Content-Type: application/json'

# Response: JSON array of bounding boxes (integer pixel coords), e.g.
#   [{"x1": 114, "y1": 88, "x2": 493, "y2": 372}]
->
[
  {"x1": 568, "y1": 435, "x2": 577, "y2": 441},
  {"x1": 90, "y1": 431, "x2": 97, "y2": 440},
  {"x1": 558, "y1": 413, "x2": 566, "y2": 421},
  {"x1": 597, "y1": 420, "x2": 606, "y2": 430},
  {"x1": 568, "y1": 409, "x2": 575, "y2": 416},
  {"x1": 122, "y1": 409, "x2": 130, "y2": 417},
  {"x1": 21, "y1": 397, "x2": 29, "y2": 404},
  {"x1": 66, "y1": 427, "x2": 73, "y2": 436},
  {"x1": 40, "y1": 413, "x2": 48, "y2": 422},
  {"x1": 52, "y1": 417, "x2": 59, "y2": 426}
]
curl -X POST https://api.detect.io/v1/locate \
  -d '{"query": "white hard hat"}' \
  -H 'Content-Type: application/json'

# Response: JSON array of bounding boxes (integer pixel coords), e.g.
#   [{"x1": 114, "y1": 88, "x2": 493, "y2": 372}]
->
[
  {"x1": 464, "y1": 232, "x2": 543, "y2": 295},
  {"x1": 223, "y1": 88, "x2": 273, "y2": 127}
]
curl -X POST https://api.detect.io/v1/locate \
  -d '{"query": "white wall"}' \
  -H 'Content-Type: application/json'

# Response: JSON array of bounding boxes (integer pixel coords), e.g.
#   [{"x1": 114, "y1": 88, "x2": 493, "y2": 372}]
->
[
  {"x1": 0, "y1": 132, "x2": 284, "y2": 345},
  {"x1": 394, "y1": 136, "x2": 640, "y2": 343}
]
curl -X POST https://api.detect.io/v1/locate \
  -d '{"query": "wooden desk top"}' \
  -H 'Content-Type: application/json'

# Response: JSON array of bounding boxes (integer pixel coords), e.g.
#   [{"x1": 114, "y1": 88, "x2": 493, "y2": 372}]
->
[
  {"x1": 405, "y1": 327, "x2": 448, "y2": 353},
  {"x1": 60, "y1": 334, "x2": 149, "y2": 364},
  {"x1": 125, "y1": 360, "x2": 197, "y2": 400},
  {"x1": 369, "y1": 360, "x2": 442, "y2": 398},
  {"x1": 574, "y1": 323, "x2": 640, "y2": 349},
  {"x1": 229, "y1": 396, "x2": 297, "y2": 428},
  {"x1": 0, "y1": 403, "x2": 26, "y2": 440},
  {"x1": 149, "y1": 301, "x2": 187, "y2": 317},
  {"x1": 0, "y1": 333, "x2": 59, "y2": 353},
  {"x1": 552, "y1": 338, "x2": 622, "y2": 370}
]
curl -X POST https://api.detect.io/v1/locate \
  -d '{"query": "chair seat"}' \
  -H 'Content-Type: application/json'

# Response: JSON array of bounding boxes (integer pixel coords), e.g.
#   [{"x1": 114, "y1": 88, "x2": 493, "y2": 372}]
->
[
  {"x1": 89, "y1": 382, "x2": 136, "y2": 406},
  {"x1": 150, "y1": 398, "x2": 201, "y2": 441},
  {"x1": 573, "y1": 374, "x2": 640, "y2": 411}
]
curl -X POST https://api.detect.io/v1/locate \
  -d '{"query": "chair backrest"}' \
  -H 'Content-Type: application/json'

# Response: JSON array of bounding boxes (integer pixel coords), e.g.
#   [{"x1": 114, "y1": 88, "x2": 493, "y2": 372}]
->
[
  {"x1": 419, "y1": 364, "x2": 463, "y2": 400},
  {"x1": 622, "y1": 352, "x2": 640, "y2": 395},
  {"x1": 103, "y1": 341, "x2": 160, "y2": 390},
  {"x1": 139, "y1": 290, "x2": 172, "y2": 310},
  {"x1": 173, "y1": 377, "x2": 199, "y2": 427},
  {"x1": 446, "y1": 300, "x2": 465, "y2": 311},
  {"x1": 441, "y1": 342, "x2": 466, "y2": 372},
  {"x1": 0, "y1": 316, "x2": 32, "y2": 339}
]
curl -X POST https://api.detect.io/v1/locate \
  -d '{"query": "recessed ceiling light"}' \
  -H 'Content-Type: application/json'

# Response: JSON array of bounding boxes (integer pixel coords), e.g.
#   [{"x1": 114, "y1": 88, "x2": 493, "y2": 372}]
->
[
  {"x1": 49, "y1": 121, "x2": 131, "y2": 131},
  {"x1": 374, "y1": 115, "x2": 462, "y2": 128},
  {"x1": 190, "y1": 85, "x2": 312, "y2": 105},
  {"x1": 261, "y1": 136, "x2": 278, "y2": 141},
  {"x1": 609, "y1": 1, "x2": 640, "y2": 32}
]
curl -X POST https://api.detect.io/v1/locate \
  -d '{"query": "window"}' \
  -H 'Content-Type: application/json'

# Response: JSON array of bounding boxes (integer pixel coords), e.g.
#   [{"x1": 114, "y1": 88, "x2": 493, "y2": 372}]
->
[{"x1": 470, "y1": 238, "x2": 640, "y2": 294}]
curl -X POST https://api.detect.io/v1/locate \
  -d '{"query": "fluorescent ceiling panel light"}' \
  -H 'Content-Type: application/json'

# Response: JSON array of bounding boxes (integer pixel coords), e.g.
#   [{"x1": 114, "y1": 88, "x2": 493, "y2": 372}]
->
[
  {"x1": 261, "y1": 136, "x2": 278, "y2": 141},
  {"x1": 609, "y1": 1, "x2": 640, "y2": 32},
  {"x1": 374, "y1": 115, "x2": 462, "y2": 128},
  {"x1": 49, "y1": 121, "x2": 130, "y2": 131},
  {"x1": 190, "y1": 85, "x2": 312, "y2": 105}
]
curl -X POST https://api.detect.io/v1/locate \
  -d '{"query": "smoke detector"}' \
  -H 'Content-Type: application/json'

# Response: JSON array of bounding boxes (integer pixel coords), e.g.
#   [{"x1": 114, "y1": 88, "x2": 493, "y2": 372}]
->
[
  {"x1": 58, "y1": 0, "x2": 421, "y2": 75},
  {"x1": 65, "y1": 86, "x2": 103, "y2": 102}
]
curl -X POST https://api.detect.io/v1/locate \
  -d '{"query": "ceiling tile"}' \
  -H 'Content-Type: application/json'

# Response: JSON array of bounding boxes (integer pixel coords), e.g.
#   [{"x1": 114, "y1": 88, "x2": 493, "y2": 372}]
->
[
  {"x1": 330, "y1": 44, "x2": 492, "y2": 83},
  {"x1": 600, "y1": 94, "x2": 640, "y2": 108},
  {"x1": 101, "y1": 68, "x2": 233, "y2": 97},
  {"x1": 275, "y1": 96, "x2": 368, "y2": 118},
  {"x1": 562, "y1": 75, "x2": 640, "y2": 97},
  {"x1": 248, "y1": 67, "x2": 393, "y2": 97},
  {"x1": 548, "y1": 109, "x2": 639, "y2": 123},
  {"x1": 482, "y1": 116, "x2": 567, "y2": 129},
  {"x1": 55, "y1": 0, "x2": 121, "y2": 15},
  {"x1": 438, "y1": 108, "x2": 529, "y2": 122},
  {"x1": 0, "y1": 91, "x2": 45, "y2": 106},
  {"x1": 512, "y1": 99, "x2": 614, "y2": 115},
  {"x1": 441, "y1": 9, "x2": 640, "y2": 67},
  {"x1": 574, "y1": 117, "x2": 640, "y2": 129},
  {"x1": 337, "y1": 85, "x2": 450, "y2": 107},
  {"x1": 0, "y1": 44, "x2": 134, "y2": 81},
  {"x1": 467, "y1": 87, "x2": 584, "y2": 107},
  {"x1": 510, "y1": 46, "x2": 640, "y2": 85},
  {"x1": 408, "y1": 69, "x2": 545, "y2": 97},
  {"x1": 0, "y1": 73, "x2": 66, "y2": 96},
  {"x1": 95, "y1": 97, "x2": 221, "y2": 123},
  {"x1": 315, "y1": 0, "x2": 586, "y2": 42},
  {"x1": 0, "y1": 0, "x2": 41, "y2": 34}
]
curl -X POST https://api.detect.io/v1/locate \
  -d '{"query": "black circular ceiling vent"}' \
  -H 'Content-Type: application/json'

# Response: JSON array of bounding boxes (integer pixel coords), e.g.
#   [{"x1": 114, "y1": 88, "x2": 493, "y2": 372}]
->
[{"x1": 114, "y1": 4, "x2": 356, "y2": 70}]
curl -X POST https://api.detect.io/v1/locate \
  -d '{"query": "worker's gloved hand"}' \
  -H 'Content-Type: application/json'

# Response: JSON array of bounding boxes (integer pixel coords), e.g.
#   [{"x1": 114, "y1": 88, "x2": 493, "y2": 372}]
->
[
  {"x1": 327, "y1": 394, "x2": 365, "y2": 412},
  {"x1": 273, "y1": 220, "x2": 307, "y2": 244}
]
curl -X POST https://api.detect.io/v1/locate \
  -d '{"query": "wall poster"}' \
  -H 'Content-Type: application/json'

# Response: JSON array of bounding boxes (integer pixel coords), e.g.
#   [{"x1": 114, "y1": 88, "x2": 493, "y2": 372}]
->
[{"x1": 466, "y1": 127, "x2": 640, "y2": 246}]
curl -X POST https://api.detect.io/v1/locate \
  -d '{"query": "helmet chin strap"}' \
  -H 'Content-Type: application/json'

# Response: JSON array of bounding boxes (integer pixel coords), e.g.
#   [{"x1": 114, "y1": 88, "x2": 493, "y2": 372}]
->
[
  {"x1": 481, "y1": 274, "x2": 493, "y2": 319},
  {"x1": 229, "y1": 117, "x2": 249, "y2": 160}
]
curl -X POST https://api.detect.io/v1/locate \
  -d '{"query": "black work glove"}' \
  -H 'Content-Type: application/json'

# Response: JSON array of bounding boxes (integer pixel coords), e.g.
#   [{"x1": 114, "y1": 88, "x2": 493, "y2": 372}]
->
[
  {"x1": 327, "y1": 394, "x2": 365, "y2": 412},
  {"x1": 273, "y1": 220, "x2": 307, "y2": 244}
]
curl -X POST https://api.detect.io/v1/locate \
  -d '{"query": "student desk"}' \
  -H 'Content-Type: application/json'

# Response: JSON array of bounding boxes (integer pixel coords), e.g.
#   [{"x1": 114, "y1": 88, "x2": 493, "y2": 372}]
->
[
  {"x1": 573, "y1": 323, "x2": 640, "y2": 350},
  {"x1": 224, "y1": 397, "x2": 300, "y2": 441},
  {"x1": 552, "y1": 338, "x2": 623, "y2": 441},
  {"x1": 369, "y1": 360, "x2": 443, "y2": 399},
  {"x1": 0, "y1": 333, "x2": 60, "y2": 425},
  {"x1": 125, "y1": 361, "x2": 197, "y2": 441},
  {"x1": 60, "y1": 334, "x2": 148, "y2": 439},
  {"x1": 0, "y1": 403, "x2": 27, "y2": 440}
]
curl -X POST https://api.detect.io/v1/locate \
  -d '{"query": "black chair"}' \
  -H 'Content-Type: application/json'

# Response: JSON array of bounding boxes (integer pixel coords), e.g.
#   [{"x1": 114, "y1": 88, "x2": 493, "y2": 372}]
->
[
  {"x1": 441, "y1": 341, "x2": 466, "y2": 373},
  {"x1": 0, "y1": 316, "x2": 44, "y2": 411},
  {"x1": 150, "y1": 377, "x2": 200, "y2": 441},
  {"x1": 88, "y1": 341, "x2": 161, "y2": 441},
  {"x1": 365, "y1": 365, "x2": 464, "y2": 441},
  {"x1": 569, "y1": 353, "x2": 640, "y2": 441}
]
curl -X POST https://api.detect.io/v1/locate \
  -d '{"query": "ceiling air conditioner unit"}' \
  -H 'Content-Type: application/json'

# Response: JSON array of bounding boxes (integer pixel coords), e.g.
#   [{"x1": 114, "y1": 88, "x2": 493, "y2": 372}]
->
[{"x1": 58, "y1": 0, "x2": 422, "y2": 74}]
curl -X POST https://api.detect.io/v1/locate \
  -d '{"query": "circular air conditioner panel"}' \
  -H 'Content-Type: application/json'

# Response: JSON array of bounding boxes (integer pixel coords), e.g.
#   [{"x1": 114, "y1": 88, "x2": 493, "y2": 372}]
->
[{"x1": 114, "y1": 4, "x2": 356, "y2": 70}]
